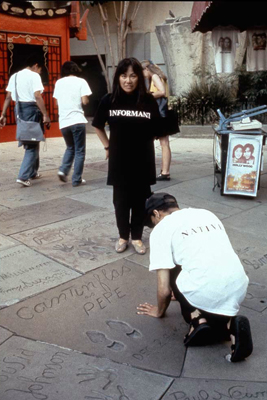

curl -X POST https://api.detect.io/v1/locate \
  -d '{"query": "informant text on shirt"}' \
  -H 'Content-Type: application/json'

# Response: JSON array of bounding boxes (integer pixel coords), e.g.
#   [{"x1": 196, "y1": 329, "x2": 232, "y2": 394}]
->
[{"x1": 109, "y1": 110, "x2": 151, "y2": 119}]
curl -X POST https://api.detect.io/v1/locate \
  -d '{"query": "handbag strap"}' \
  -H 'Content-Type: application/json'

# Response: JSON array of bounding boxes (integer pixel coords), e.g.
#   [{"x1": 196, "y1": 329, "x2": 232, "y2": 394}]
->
[{"x1": 14, "y1": 73, "x2": 19, "y2": 121}]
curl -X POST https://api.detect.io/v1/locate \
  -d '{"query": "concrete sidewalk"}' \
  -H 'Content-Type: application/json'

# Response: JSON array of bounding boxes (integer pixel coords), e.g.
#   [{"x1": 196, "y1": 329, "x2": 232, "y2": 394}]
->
[{"x1": 0, "y1": 133, "x2": 266, "y2": 399}]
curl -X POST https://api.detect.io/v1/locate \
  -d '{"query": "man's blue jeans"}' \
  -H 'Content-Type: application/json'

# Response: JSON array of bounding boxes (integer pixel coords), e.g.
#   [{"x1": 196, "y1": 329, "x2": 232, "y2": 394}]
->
[
  {"x1": 18, "y1": 142, "x2": 40, "y2": 180},
  {"x1": 60, "y1": 123, "x2": 86, "y2": 186},
  {"x1": 17, "y1": 102, "x2": 42, "y2": 181}
]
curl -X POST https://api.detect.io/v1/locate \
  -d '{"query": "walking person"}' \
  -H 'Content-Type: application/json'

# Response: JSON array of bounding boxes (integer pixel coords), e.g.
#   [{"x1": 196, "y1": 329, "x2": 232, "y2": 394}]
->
[
  {"x1": 53, "y1": 61, "x2": 92, "y2": 187},
  {"x1": 141, "y1": 60, "x2": 172, "y2": 181},
  {"x1": 0, "y1": 54, "x2": 50, "y2": 187},
  {"x1": 137, "y1": 192, "x2": 253, "y2": 362},
  {"x1": 92, "y1": 58, "x2": 162, "y2": 255}
]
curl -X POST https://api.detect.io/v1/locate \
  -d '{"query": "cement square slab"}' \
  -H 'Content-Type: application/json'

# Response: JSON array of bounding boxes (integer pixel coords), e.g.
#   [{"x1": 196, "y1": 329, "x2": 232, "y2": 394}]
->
[
  {"x1": 153, "y1": 186, "x2": 238, "y2": 220},
  {"x1": 162, "y1": 378, "x2": 267, "y2": 400},
  {"x1": 0, "y1": 327, "x2": 13, "y2": 344},
  {"x1": 0, "y1": 259, "x2": 187, "y2": 376},
  {"x1": 126, "y1": 247, "x2": 150, "y2": 268},
  {"x1": 68, "y1": 187, "x2": 114, "y2": 211},
  {"x1": 84, "y1": 160, "x2": 108, "y2": 172},
  {"x1": 0, "y1": 197, "x2": 100, "y2": 235},
  {"x1": 0, "y1": 169, "x2": 104, "y2": 208},
  {"x1": 0, "y1": 245, "x2": 80, "y2": 307},
  {"x1": 0, "y1": 234, "x2": 20, "y2": 251},
  {"x1": 11, "y1": 211, "x2": 147, "y2": 273},
  {"x1": 169, "y1": 174, "x2": 264, "y2": 211},
  {"x1": 0, "y1": 336, "x2": 173, "y2": 400},
  {"x1": 182, "y1": 307, "x2": 267, "y2": 382},
  {"x1": 226, "y1": 230, "x2": 267, "y2": 313},
  {"x1": 222, "y1": 204, "x2": 267, "y2": 237}
]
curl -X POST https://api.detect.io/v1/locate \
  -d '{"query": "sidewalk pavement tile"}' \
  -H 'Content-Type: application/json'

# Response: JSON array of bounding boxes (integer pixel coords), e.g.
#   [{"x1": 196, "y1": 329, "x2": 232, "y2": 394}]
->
[
  {"x1": 0, "y1": 198, "x2": 101, "y2": 235},
  {"x1": 0, "y1": 336, "x2": 173, "y2": 400},
  {"x1": 0, "y1": 327, "x2": 13, "y2": 344},
  {"x1": 11, "y1": 211, "x2": 146, "y2": 273},
  {"x1": 68, "y1": 187, "x2": 114, "y2": 211},
  {"x1": 165, "y1": 174, "x2": 265, "y2": 211},
  {"x1": 222, "y1": 204, "x2": 267, "y2": 237},
  {"x1": 0, "y1": 259, "x2": 187, "y2": 377},
  {"x1": 162, "y1": 378, "x2": 267, "y2": 399},
  {"x1": 0, "y1": 171, "x2": 104, "y2": 208},
  {"x1": 0, "y1": 234, "x2": 20, "y2": 251},
  {"x1": 183, "y1": 307, "x2": 266, "y2": 382},
  {"x1": 0, "y1": 245, "x2": 80, "y2": 307}
]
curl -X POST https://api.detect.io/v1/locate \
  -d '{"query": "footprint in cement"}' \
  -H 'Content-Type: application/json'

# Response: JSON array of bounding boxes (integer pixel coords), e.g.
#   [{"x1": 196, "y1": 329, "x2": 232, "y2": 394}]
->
[
  {"x1": 86, "y1": 331, "x2": 125, "y2": 351},
  {"x1": 106, "y1": 320, "x2": 142, "y2": 339}
]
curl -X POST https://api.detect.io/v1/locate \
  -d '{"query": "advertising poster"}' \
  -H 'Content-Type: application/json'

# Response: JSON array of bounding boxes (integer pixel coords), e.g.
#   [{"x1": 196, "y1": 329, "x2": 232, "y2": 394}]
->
[{"x1": 224, "y1": 133, "x2": 263, "y2": 196}]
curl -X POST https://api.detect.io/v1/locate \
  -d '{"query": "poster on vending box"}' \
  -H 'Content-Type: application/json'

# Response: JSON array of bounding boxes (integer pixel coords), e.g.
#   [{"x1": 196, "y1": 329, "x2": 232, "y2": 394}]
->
[{"x1": 224, "y1": 133, "x2": 263, "y2": 196}]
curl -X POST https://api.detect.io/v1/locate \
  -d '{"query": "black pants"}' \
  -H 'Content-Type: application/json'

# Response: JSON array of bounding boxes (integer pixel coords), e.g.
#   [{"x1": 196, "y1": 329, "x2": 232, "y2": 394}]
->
[
  {"x1": 113, "y1": 185, "x2": 152, "y2": 240},
  {"x1": 170, "y1": 266, "x2": 230, "y2": 329}
]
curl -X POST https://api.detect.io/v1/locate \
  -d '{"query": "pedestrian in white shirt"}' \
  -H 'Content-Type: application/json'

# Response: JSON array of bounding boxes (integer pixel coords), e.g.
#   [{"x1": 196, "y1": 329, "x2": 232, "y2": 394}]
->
[
  {"x1": 53, "y1": 61, "x2": 92, "y2": 187},
  {"x1": 0, "y1": 54, "x2": 50, "y2": 187},
  {"x1": 137, "y1": 192, "x2": 253, "y2": 363}
]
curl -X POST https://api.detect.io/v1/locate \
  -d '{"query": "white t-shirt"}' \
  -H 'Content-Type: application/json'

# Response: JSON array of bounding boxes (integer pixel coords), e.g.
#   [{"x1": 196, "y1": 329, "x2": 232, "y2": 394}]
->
[
  {"x1": 149, "y1": 208, "x2": 249, "y2": 316},
  {"x1": 211, "y1": 28, "x2": 239, "y2": 73},
  {"x1": 53, "y1": 76, "x2": 92, "y2": 129},
  {"x1": 246, "y1": 30, "x2": 267, "y2": 71},
  {"x1": 6, "y1": 69, "x2": 44, "y2": 102}
]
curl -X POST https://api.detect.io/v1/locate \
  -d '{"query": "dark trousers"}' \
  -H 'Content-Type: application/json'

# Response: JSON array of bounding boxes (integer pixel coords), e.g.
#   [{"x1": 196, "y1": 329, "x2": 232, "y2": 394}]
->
[
  {"x1": 113, "y1": 185, "x2": 152, "y2": 240},
  {"x1": 170, "y1": 265, "x2": 230, "y2": 329}
]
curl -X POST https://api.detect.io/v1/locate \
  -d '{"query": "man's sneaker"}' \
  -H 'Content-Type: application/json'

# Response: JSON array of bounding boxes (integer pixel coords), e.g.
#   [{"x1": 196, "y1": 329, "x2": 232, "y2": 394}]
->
[
  {"x1": 31, "y1": 173, "x2": 42, "y2": 180},
  {"x1": 16, "y1": 179, "x2": 32, "y2": 187},
  {"x1": 72, "y1": 179, "x2": 86, "y2": 187},
  {"x1": 58, "y1": 171, "x2": 68, "y2": 182}
]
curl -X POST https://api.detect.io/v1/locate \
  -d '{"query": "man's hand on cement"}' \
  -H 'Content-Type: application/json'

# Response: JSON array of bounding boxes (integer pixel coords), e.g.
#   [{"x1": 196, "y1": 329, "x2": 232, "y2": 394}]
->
[{"x1": 137, "y1": 302, "x2": 161, "y2": 318}]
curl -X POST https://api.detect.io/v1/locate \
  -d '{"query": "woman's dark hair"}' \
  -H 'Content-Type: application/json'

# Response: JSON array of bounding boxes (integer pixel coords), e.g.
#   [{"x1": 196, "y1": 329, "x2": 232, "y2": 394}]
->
[
  {"x1": 111, "y1": 57, "x2": 147, "y2": 104},
  {"x1": 61, "y1": 61, "x2": 81, "y2": 77},
  {"x1": 232, "y1": 144, "x2": 244, "y2": 158}
]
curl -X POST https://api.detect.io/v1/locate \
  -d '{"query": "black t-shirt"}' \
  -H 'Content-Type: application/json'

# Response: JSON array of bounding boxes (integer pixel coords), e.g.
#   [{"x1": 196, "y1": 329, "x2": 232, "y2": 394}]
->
[{"x1": 92, "y1": 92, "x2": 162, "y2": 186}]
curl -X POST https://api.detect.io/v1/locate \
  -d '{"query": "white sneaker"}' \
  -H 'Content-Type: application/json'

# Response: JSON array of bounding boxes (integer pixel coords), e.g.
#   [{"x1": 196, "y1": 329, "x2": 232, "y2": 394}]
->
[
  {"x1": 16, "y1": 179, "x2": 32, "y2": 187},
  {"x1": 31, "y1": 173, "x2": 42, "y2": 180},
  {"x1": 58, "y1": 171, "x2": 67, "y2": 182},
  {"x1": 72, "y1": 179, "x2": 86, "y2": 187}
]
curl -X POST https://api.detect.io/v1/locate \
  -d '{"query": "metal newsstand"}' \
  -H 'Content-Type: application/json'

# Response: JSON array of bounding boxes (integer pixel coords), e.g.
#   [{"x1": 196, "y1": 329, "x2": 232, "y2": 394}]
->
[{"x1": 213, "y1": 105, "x2": 267, "y2": 197}]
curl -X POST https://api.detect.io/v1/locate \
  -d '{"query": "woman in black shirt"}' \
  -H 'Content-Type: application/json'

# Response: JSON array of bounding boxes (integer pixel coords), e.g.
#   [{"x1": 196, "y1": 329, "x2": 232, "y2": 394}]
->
[{"x1": 92, "y1": 58, "x2": 161, "y2": 255}]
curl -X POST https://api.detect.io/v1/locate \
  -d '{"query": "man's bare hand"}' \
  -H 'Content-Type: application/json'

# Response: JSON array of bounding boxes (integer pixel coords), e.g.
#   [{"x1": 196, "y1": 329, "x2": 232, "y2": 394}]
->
[
  {"x1": 137, "y1": 302, "x2": 161, "y2": 318},
  {"x1": 43, "y1": 114, "x2": 51, "y2": 129},
  {"x1": 0, "y1": 115, "x2": 6, "y2": 128}
]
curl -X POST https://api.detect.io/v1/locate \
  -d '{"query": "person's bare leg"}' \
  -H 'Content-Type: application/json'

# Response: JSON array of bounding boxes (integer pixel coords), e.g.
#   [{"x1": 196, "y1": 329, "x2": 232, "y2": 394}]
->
[{"x1": 159, "y1": 135, "x2": 171, "y2": 175}]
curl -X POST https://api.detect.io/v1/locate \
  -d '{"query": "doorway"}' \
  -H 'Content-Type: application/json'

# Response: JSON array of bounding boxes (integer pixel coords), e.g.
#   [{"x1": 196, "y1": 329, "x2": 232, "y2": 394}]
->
[
  {"x1": 8, "y1": 43, "x2": 49, "y2": 84},
  {"x1": 71, "y1": 55, "x2": 107, "y2": 117}
]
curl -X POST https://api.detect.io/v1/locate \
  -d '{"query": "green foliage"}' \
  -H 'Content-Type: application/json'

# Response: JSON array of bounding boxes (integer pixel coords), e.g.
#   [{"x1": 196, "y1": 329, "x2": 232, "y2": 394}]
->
[
  {"x1": 173, "y1": 68, "x2": 236, "y2": 124},
  {"x1": 235, "y1": 67, "x2": 267, "y2": 105}
]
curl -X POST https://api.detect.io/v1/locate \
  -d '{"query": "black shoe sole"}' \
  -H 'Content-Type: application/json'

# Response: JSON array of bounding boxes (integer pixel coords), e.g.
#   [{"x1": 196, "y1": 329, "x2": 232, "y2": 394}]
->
[{"x1": 230, "y1": 316, "x2": 253, "y2": 362}]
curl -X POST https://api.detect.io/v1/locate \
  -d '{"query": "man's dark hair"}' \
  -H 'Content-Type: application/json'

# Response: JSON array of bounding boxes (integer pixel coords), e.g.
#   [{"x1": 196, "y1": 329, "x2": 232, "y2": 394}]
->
[
  {"x1": 111, "y1": 57, "x2": 147, "y2": 104},
  {"x1": 61, "y1": 61, "x2": 82, "y2": 77},
  {"x1": 26, "y1": 54, "x2": 44, "y2": 68},
  {"x1": 154, "y1": 201, "x2": 179, "y2": 213}
]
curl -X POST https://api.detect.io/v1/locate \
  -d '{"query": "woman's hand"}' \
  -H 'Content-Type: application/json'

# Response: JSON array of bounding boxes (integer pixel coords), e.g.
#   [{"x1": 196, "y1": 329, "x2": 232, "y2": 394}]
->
[
  {"x1": 105, "y1": 149, "x2": 109, "y2": 160},
  {"x1": 137, "y1": 302, "x2": 161, "y2": 318}
]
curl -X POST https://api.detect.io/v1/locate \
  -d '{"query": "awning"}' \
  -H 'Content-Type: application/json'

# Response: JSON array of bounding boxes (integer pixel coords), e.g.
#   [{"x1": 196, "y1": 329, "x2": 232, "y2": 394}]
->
[{"x1": 191, "y1": 1, "x2": 267, "y2": 33}]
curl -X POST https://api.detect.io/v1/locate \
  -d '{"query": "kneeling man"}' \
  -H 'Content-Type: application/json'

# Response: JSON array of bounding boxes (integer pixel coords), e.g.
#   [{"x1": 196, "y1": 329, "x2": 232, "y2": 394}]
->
[{"x1": 137, "y1": 193, "x2": 253, "y2": 362}]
